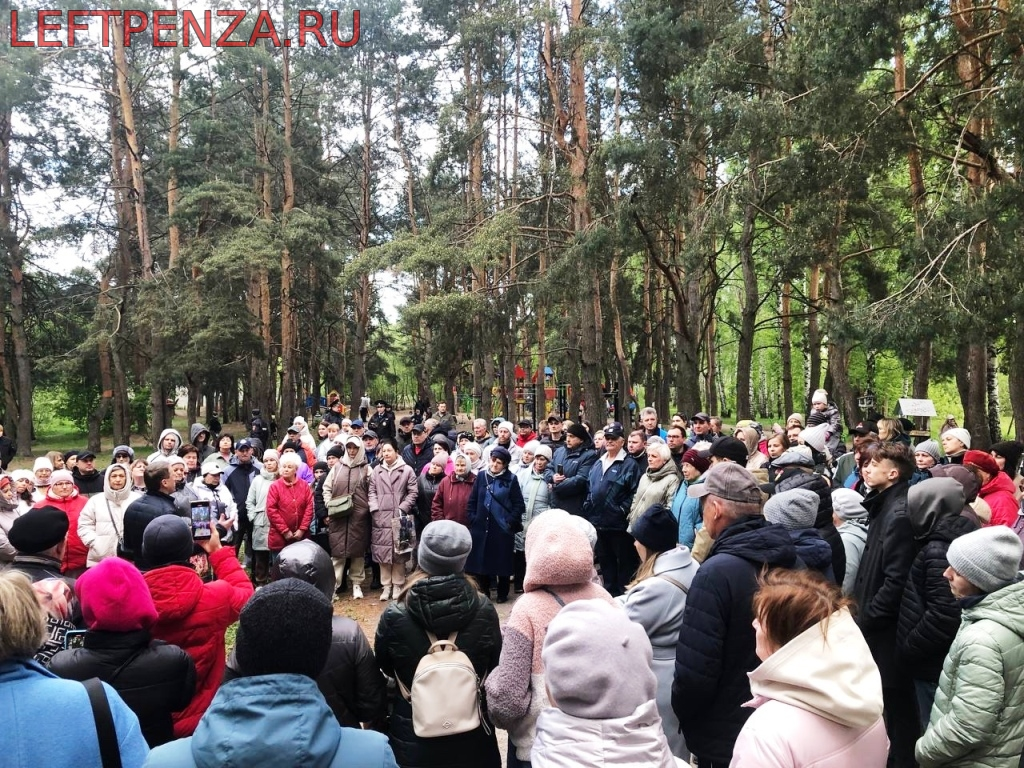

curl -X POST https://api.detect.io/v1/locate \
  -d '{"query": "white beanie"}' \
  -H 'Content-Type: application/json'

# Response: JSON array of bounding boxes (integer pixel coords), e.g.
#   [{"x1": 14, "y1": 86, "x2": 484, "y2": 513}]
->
[
  {"x1": 947, "y1": 527, "x2": 1022, "y2": 593},
  {"x1": 534, "y1": 444, "x2": 553, "y2": 461},
  {"x1": 33, "y1": 457, "x2": 54, "y2": 473},
  {"x1": 497, "y1": 421, "x2": 515, "y2": 435},
  {"x1": 832, "y1": 488, "x2": 868, "y2": 521},
  {"x1": 811, "y1": 389, "x2": 829, "y2": 405},
  {"x1": 944, "y1": 428, "x2": 972, "y2": 451},
  {"x1": 801, "y1": 423, "x2": 830, "y2": 454}
]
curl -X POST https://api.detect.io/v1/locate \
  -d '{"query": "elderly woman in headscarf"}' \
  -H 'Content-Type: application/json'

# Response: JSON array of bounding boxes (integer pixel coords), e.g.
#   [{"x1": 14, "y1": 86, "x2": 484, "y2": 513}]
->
[
  {"x1": 483, "y1": 421, "x2": 523, "y2": 467},
  {"x1": 513, "y1": 443, "x2": 554, "y2": 593},
  {"x1": 461, "y1": 441, "x2": 486, "y2": 474},
  {"x1": 324, "y1": 435, "x2": 372, "y2": 600},
  {"x1": 431, "y1": 452, "x2": 477, "y2": 526}
]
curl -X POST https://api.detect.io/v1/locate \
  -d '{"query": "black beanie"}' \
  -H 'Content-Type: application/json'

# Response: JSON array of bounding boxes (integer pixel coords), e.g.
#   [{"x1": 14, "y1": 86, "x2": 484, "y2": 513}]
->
[
  {"x1": 142, "y1": 515, "x2": 194, "y2": 567},
  {"x1": 631, "y1": 503, "x2": 679, "y2": 553},
  {"x1": 326, "y1": 444, "x2": 345, "y2": 459},
  {"x1": 566, "y1": 423, "x2": 589, "y2": 441},
  {"x1": 710, "y1": 436, "x2": 747, "y2": 465},
  {"x1": 9, "y1": 506, "x2": 69, "y2": 554},
  {"x1": 235, "y1": 578, "x2": 332, "y2": 679}
]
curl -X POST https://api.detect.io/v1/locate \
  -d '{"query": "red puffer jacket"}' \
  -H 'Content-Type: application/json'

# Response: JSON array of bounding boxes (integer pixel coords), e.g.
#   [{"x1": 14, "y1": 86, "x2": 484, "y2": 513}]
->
[
  {"x1": 980, "y1": 470, "x2": 1020, "y2": 528},
  {"x1": 144, "y1": 546, "x2": 253, "y2": 737},
  {"x1": 265, "y1": 477, "x2": 314, "y2": 551},
  {"x1": 34, "y1": 491, "x2": 89, "y2": 573}
]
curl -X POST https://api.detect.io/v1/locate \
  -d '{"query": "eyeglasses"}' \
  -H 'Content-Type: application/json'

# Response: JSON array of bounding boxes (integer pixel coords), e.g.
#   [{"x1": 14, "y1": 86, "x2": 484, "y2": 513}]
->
[{"x1": 52, "y1": 480, "x2": 74, "y2": 487}]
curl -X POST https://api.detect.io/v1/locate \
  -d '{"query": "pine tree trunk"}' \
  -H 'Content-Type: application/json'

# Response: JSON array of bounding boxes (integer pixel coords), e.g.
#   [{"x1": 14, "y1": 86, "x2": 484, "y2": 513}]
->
[
  {"x1": 780, "y1": 282, "x2": 794, "y2": 418},
  {"x1": 280, "y1": 44, "x2": 298, "y2": 416}
]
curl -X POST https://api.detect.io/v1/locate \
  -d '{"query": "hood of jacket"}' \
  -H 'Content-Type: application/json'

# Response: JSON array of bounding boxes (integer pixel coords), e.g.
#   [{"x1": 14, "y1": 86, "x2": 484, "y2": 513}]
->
[
  {"x1": 930, "y1": 464, "x2": 981, "y2": 502},
  {"x1": 276, "y1": 540, "x2": 335, "y2": 599},
  {"x1": 189, "y1": 674, "x2": 345, "y2": 768},
  {"x1": 645, "y1": 459, "x2": 678, "y2": 483},
  {"x1": 378, "y1": 455, "x2": 408, "y2": 473},
  {"x1": 838, "y1": 518, "x2": 868, "y2": 543},
  {"x1": 747, "y1": 607, "x2": 883, "y2": 728},
  {"x1": 155, "y1": 429, "x2": 183, "y2": 456},
  {"x1": 906, "y1": 477, "x2": 966, "y2": 539},
  {"x1": 404, "y1": 573, "x2": 482, "y2": 638},
  {"x1": 189, "y1": 423, "x2": 210, "y2": 445},
  {"x1": 965, "y1": 578, "x2": 1024, "y2": 637},
  {"x1": 709, "y1": 516, "x2": 796, "y2": 569},
  {"x1": 532, "y1": 699, "x2": 679, "y2": 768},
  {"x1": 143, "y1": 565, "x2": 204, "y2": 621},
  {"x1": 340, "y1": 434, "x2": 366, "y2": 467},
  {"x1": 790, "y1": 529, "x2": 834, "y2": 573},
  {"x1": 103, "y1": 463, "x2": 133, "y2": 505},
  {"x1": 524, "y1": 508, "x2": 599, "y2": 590}
]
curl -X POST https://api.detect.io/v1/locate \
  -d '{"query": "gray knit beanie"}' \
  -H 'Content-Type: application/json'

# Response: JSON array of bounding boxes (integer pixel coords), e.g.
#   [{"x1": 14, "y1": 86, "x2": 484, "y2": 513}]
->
[
  {"x1": 542, "y1": 599, "x2": 657, "y2": 719},
  {"x1": 831, "y1": 488, "x2": 868, "y2": 521},
  {"x1": 914, "y1": 440, "x2": 942, "y2": 465},
  {"x1": 763, "y1": 488, "x2": 819, "y2": 531},
  {"x1": 417, "y1": 520, "x2": 472, "y2": 576},
  {"x1": 947, "y1": 527, "x2": 1023, "y2": 593}
]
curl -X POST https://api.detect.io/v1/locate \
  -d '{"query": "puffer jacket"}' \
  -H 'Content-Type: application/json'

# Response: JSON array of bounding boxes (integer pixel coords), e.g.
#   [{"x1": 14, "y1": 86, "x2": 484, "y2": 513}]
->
[
  {"x1": 514, "y1": 465, "x2": 553, "y2": 552},
  {"x1": 582, "y1": 453, "x2": 642, "y2": 531},
  {"x1": 672, "y1": 516, "x2": 797, "y2": 764},
  {"x1": 143, "y1": 546, "x2": 254, "y2": 736},
  {"x1": 978, "y1": 470, "x2": 1019, "y2": 528},
  {"x1": 532, "y1": 700, "x2": 683, "y2": 768},
  {"x1": 324, "y1": 442, "x2": 371, "y2": 560},
  {"x1": 430, "y1": 471, "x2": 476, "y2": 525},
  {"x1": 671, "y1": 476, "x2": 704, "y2": 548},
  {"x1": 789, "y1": 528, "x2": 836, "y2": 582},
  {"x1": 619, "y1": 546, "x2": 698, "y2": 759},
  {"x1": 50, "y1": 629, "x2": 196, "y2": 747},
  {"x1": 851, "y1": 480, "x2": 913, "y2": 681},
  {"x1": 265, "y1": 476, "x2": 314, "y2": 552},
  {"x1": 143, "y1": 674, "x2": 398, "y2": 768},
  {"x1": 629, "y1": 460, "x2": 681, "y2": 527},
  {"x1": 731, "y1": 608, "x2": 888, "y2": 768},
  {"x1": 549, "y1": 441, "x2": 597, "y2": 516},
  {"x1": 77, "y1": 465, "x2": 141, "y2": 567},
  {"x1": 916, "y1": 579, "x2": 1024, "y2": 768},
  {"x1": 224, "y1": 541, "x2": 387, "y2": 727},
  {"x1": 374, "y1": 574, "x2": 502, "y2": 768},
  {"x1": 485, "y1": 509, "x2": 616, "y2": 761},
  {"x1": 897, "y1": 477, "x2": 978, "y2": 684},
  {"x1": 368, "y1": 457, "x2": 418, "y2": 564},
  {"x1": 416, "y1": 471, "x2": 445, "y2": 529},
  {"x1": 774, "y1": 461, "x2": 846, "y2": 585},
  {"x1": 465, "y1": 468, "x2": 525, "y2": 577},
  {"x1": 34, "y1": 489, "x2": 89, "y2": 574},
  {"x1": 245, "y1": 469, "x2": 276, "y2": 551}
]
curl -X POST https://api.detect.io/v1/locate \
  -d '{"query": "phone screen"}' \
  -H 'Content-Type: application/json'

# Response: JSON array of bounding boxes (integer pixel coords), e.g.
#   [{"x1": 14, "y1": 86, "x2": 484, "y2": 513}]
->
[
  {"x1": 190, "y1": 500, "x2": 213, "y2": 540},
  {"x1": 64, "y1": 629, "x2": 87, "y2": 650}
]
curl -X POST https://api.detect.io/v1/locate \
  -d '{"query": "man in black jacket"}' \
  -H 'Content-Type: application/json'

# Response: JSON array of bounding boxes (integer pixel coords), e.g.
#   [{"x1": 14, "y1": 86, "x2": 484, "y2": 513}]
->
[
  {"x1": 0, "y1": 423, "x2": 15, "y2": 470},
  {"x1": 71, "y1": 451, "x2": 105, "y2": 496},
  {"x1": 401, "y1": 424, "x2": 432, "y2": 476},
  {"x1": 851, "y1": 441, "x2": 917, "y2": 768},
  {"x1": 550, "y1": 423, "x2": 598, "y2": 517},
  {"x1": 224, "y1": 439, "x2": 262, "y2": 562},
  {"x1": 672, "y1": 462, "x2": 797, "y2": 768},
  {"x1": 122, "y1": 462, "x2": 179, "y2": 570}
]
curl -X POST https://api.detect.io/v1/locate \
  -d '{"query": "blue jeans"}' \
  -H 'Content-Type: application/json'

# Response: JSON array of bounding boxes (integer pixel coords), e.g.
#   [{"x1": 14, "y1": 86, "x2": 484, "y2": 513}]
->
[{"x1": 914, "y1": 678, "x2": 938, "y2": 731}]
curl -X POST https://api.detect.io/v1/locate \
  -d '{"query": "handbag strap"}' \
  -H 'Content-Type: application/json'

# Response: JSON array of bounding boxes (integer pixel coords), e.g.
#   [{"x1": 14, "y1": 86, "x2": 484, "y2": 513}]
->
[
  {"x1": 83, "y1": 678, "x2": 123, "y2": 768},
  {"x1": 656, "y1": 573, "x2": 690, "y2": 594},
  {"x1": 541, "y1": 586, "x2": 565, "y2": 607},
  {"x1": 104, "y1": 499, "x2": 122, "y2": 541}
]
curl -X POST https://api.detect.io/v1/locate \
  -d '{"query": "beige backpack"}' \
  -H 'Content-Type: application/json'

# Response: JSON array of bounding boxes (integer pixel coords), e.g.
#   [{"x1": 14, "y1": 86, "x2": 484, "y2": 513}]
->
[{"x1": 397, "y1": 630, "x2": 488, "y2": 738}]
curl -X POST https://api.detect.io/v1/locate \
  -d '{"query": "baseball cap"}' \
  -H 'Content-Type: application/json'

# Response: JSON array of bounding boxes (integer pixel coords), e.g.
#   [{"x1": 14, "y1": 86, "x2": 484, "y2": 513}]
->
[
  {"x1": 547, "y1": 414, "x2": 563, "y2": 424},
  {"x1": 236, "y1": 439, "x2": 254, "y2": 450},
  {"x1": 850, "y1": 420, "x2": 878, "y2": 436},
  {"x1": 603, "y1": 422, "x2": 625, "y2": 440},
  {"x1": 687, "y1": 462, "x2": 762, "y2": 504},
  {"x1": 77, "y1": 451, "x2": 97, "y2": 461},
  {"x1": 200, "y1": 461, "x2": 225, "y2": 476},
  {"x1": 411, "y1": 424, "x2": 426, "y2": 434},
  {"x1": 351, "y1": 419, "x2": 364, "y2": 428},
  {"x1": 692, "y1": 412, "x2": 710, "y2": 422},
  {"x1": 399, "y1": 416, "x2": 413, "y2": 425},
  {"x1": 363, "y1": 429, "x2": 378, "y2": 440}
]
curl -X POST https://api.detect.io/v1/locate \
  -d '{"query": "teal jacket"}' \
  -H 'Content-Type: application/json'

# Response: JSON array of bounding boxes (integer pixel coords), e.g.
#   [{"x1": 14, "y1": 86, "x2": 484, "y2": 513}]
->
[
  {"x1": 916, "y1": 579, "x2": 1024, "y2": 768},
  {"x1": 144, "y1": 674, "x2": 398, "y2": 768},
  {"x1": 671, "y1": 476, "x2": 703, "y2": 548}
]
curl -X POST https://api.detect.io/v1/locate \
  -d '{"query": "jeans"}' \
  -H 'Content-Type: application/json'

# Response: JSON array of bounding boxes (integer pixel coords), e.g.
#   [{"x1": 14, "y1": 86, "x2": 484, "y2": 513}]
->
[
  {"x1": 594, "y1": 529, "x2": 640, "y2": 597},
  {"x1": 914, "y1": 678, "x2": 938, "y2": 731}
]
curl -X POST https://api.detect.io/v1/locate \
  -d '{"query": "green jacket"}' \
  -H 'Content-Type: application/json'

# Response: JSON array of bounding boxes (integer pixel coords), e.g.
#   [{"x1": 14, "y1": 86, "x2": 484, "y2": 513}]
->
[{"x1": 916, "y1": 579, "x2": 1024, "y2": 768}]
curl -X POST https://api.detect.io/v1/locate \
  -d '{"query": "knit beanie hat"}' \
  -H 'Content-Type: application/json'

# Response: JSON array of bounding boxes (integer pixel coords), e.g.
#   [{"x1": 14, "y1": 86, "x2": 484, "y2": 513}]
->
[
  {"x1": 631, "y1": 503, "x2": 679, "y2": 553},
  {"x1": 235, "y1": 578, "x2": 332, "y2": 679},
  {"x1": 709, "y1": 436, "x2": 747, "y2": 465},
  {"x1": 8, "y1": 506, "x2": 68, "y2": 553},
  {"x1": 263, "y1": 449, "x2": 280, "y2": 462},
  {"x1": 534, "y1": 444, "x2": 553, "y2": 461},
  {"x1": 681, "y1": 449, "x2": 710, "y2": 474},
  {"x1": 944, "y1": 428, "x2": 972, "y2": 451},
  {"x1": 832, "y1": 488, "x2": 868, "y2": 521},
  {"x1": 142, "y1": 514, "x2": 194, "y2": 567},
  {"x1": 964, "y1": 450, "x2": 1000, "y2": 478},
  {"x1": 991, "y1": 441, "x2": 1024, "y2": 478},
  {"x1": 76, "y1": 557, "x2": 158, "y2": 632},
  {"x1": 947, "y1": 526, "x2": 1023, "y2": 593},
  {"x1": 787, "y1": 413, "x2": 805, "y2": 427},
  {"x1": 429, "y1": 453, "x2": 449, "y2": 470},
  {"x1": 326, "y1": 444, "x2": 345, "y2": 459},
  {"x1": 417, "y1": 520, "x2": 472, "y2": 576},
  {"x1": 914, "y1": 440, "x2": 942, "y2": 465},
  {"x1": 33, "y1": 457, "x2": 54, "y2": 474},
  {"x1": 811, "y1": 389, "x2": 829, "y2": 405},
  {"x1": 801, "y1": 424, "x2": 829, "y2": 455},
  {"x1": 543, "y1": 599, "x2": 658, "y2": 719},
  {"x1": 112, "y1": 445, "x2": 135, "y2": 462},
  {"x1": 50, "y1": 469, "x2": 75, "y2": 486},
  {"x1": 763, "y1": 488, "x2": 819, "y2": 531},
  {"x1": 312, "y1": 461, "x2": 329, "y2": 474},
  {"x1": 566, "y1": 423, "x2": 589, "y2": 441}
]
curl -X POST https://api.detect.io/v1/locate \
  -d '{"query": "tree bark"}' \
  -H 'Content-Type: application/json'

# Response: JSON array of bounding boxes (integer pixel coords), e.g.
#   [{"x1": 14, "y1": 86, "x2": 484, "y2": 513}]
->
[
  {"x1": 280, "y1": 44, "x2": 298, "y2": 416},
  {"x1": 1008, "y1": 320, "x2": 1024, "y2": 442},
  {"x1": 780, "y1": 282, "x2": 794, "y2": 418}
]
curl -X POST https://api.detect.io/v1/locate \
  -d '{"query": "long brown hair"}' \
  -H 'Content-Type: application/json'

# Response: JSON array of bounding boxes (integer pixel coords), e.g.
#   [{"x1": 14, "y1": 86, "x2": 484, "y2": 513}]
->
[
  {"x1": 395, "y1": 569, "x2": 480, "y2": 602},
  {"x1": 753, "y1": 569, "x2": 852, "y2": 651},
  {"x1": 627, "y1": 548, "x2": 661, "y2": 590}
]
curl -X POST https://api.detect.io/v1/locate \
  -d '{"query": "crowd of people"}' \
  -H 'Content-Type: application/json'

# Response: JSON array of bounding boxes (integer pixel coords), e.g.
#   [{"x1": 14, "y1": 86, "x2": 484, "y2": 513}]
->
[{"x1": 2, "y1": 388, "x2": 1024, "y2": 768}]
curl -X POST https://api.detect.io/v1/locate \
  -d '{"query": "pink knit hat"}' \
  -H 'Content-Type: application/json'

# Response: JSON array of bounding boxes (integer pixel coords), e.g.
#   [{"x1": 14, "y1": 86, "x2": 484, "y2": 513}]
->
[{"x1": 76, "y1": 557, "x2": 159, "y2": 632}]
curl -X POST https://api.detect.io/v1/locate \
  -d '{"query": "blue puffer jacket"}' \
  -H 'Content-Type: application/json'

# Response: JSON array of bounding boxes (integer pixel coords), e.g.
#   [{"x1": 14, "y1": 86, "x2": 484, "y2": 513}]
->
[
  {"x1": 549, "y1": 442, "x2": 597, "y2": 516},
  {"x1": 671, "y1": 477, "x2": 703, "y2": 547},
  {"x1": 671, "y1": 516, "x2": 797, "y2": 764},
  {"x1": 581, "y1": 454, "x2": 641, "y2": 531},
  {"x1": 144, "y1": 673, "x2": 397, "y2": 768}
]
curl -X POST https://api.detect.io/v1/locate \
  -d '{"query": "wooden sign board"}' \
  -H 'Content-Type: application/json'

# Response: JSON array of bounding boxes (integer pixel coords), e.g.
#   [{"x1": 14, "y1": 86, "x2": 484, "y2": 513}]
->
[{"x1": 896, "y1": 398, "x2": 937, "y2": 418}]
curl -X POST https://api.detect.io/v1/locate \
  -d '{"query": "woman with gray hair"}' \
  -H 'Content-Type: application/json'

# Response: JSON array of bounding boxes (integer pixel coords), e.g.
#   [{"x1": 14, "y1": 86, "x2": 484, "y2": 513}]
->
[
  {"x1": 0, "y1": 570, "x2": 150, "y2": 767},
  {"x1": 246, "y1": 449, "x2": 279, "y2": 586},
  {"x1": 629, "y1": 441, "x2": 681, "y2": 527}
]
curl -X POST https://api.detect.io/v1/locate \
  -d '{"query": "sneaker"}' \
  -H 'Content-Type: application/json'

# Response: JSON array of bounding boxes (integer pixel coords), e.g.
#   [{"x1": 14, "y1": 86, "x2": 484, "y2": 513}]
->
[
  {"x1": 379, "y1": 586, "x2": 391, "y2": 601},
  {"x1": 353, "y1": 585, "x2": 363, "y2": 600}
]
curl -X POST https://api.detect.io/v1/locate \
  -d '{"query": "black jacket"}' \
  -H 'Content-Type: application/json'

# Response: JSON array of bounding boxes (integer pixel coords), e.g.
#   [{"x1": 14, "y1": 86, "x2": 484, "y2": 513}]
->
[
  {"x1": 374, "y1": 574, "x2": 502, "y2": 768},
  {"x1": 72, "y1": 468, "x2": 105, "y2": 496},
  {"x1": 49, "y1": 629, "x2": 195, "y2": 747},
  {"x1": 402, "y1": 443, "x2": 433, "y2": 477},
  {"x1": 223, "y1": 461, "x2": 260, "y2": 522},
  {"x1": 582, "y1": 453, "x2": 641, "y2": 531},
  {"x1": 369, "y1": 410, "x2": 397, "y2": 440},
  {"x1": 122, "y1": 492, "x2": 179, "y2": 569},
  {"x1": 774, "y1": 467, "x2": 846, "y2": 585},
  {"x1": 896, "y1": 513, "x2": 977, "y2": 683},
  {"x1": 0, "y1": 434, "x2": 15, "y2": 469},
  {"x1": 550, "y1": 442, "x2": 598, "y2": 517},
  {"x1": 672, "y1": 516, "x2": 797, "y2": 763},
  {"x1": 851, "y1": 480, "x2": 914, "y2": 681},
  {"x1": 416, "y1": 472, "x2": 444, "y2": 529}
]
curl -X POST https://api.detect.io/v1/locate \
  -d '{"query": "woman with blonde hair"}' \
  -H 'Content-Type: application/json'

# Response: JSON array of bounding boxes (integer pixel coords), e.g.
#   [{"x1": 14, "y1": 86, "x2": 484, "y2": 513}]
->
[
  {"x1": 730, "y1": 569, "x2": 888, "y2": 767},
  {"x1": 0, "y1": 570, "x2": 150, "y2": 767}
]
